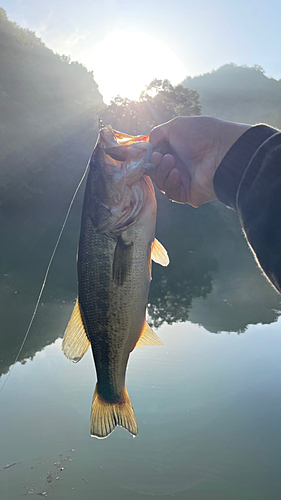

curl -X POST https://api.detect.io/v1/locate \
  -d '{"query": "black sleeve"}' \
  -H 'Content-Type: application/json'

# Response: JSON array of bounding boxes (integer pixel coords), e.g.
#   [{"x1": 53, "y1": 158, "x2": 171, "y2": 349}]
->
[{"x1": 213, "y1": 125, "x2": 281, "y2": 293}]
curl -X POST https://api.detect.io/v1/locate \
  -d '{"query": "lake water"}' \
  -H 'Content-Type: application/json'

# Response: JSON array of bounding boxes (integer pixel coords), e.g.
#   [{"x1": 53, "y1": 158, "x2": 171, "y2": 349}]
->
[{"x1": 0, "y1": 185, "x2": 281, "y2": 500}]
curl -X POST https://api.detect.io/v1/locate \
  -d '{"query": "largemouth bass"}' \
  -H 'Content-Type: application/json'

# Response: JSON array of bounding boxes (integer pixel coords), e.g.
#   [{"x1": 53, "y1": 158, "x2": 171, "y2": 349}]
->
[{"x1": 62, "y1": 126, "x2": 169, "y2": 439}]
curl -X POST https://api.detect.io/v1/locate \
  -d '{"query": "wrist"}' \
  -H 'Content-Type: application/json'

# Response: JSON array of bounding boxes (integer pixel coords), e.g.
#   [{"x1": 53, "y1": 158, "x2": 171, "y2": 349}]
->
[
  {"x1": 216, "y1": 120, "x2": 252, "y2": 167},
  {"x1": 214, "y1": 124, "x2": 278, "y2": 209}
]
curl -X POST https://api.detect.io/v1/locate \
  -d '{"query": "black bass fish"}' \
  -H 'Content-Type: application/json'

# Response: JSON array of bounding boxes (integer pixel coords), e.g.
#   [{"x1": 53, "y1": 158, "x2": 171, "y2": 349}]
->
[{"x1": 62, "y1": 126, "x2": 169, "y2": 439}]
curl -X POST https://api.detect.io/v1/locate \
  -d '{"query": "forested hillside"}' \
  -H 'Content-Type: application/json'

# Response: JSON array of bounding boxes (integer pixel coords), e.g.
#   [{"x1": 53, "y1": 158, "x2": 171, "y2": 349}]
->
[
  {"x1": 182, "y1": 64, "x2": 281, "y2": 127},
  {"x1": 0, "y1": 7, "x2": 103, "y2": 213}
]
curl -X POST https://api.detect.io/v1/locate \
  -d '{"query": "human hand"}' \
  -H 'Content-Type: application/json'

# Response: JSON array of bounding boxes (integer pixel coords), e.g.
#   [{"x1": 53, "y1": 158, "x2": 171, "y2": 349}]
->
[{"x1": 149, "y1": 116, "x2": 251, "y2": 207}]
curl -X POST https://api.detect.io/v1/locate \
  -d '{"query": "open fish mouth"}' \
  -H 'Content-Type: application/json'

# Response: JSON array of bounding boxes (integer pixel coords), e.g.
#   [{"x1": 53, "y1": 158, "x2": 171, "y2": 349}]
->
[
  {"x1": 98, "y1": 124, "x2": 171, "y2": 174},
  {"x1": 99, "y1": 126, "x2": 152, "y2": 167}
]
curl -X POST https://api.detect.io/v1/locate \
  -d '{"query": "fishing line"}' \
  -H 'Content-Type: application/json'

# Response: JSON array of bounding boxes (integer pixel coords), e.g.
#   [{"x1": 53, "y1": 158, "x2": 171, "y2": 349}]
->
[{"x1": 0, "y1": 160, "x2": 90, "y2": 395}]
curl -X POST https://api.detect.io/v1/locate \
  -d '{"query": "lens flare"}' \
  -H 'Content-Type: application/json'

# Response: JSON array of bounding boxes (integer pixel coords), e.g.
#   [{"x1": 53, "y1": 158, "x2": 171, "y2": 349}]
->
[{"x1": 87, "y1": 31, "x2": 187, "y2": 103}]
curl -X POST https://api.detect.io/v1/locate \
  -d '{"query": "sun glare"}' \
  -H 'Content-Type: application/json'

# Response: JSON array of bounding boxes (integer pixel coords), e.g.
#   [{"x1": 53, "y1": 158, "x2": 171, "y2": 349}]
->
[{"x1": 88, "y1": 31, "x2": 187, "y2": 104}]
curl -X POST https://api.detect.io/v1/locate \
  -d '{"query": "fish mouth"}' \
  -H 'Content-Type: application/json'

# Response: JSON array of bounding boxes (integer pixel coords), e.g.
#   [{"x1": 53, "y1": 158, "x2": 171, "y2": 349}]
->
[
  {"x1": 100, "y1": 126, "x2": 149, "y2": 148},
  {"x1": 100, "y1": 127, "x2": 170, "y2": 171},
  {"x1": 99, "y1": 125, "x2": 151, "y2": 165},
  {"x1": 88, "y1": 125, "x2": 156, "y2": 232}
]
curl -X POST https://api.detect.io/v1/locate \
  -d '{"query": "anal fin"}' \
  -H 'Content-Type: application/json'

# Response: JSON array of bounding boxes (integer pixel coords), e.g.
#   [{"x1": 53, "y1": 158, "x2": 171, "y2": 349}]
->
[
  {"x1": 135, "y1": 321, "x2": 164, "y2": 348},
  {"x1": 62, "y1": 299, "x2": 90, "y2": 363}
]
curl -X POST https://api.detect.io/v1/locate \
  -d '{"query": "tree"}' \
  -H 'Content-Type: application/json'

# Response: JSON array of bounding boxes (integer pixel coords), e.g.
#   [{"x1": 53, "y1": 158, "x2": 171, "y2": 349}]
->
[
  {"x1": 253, "y1": 64, "x2": 265, "y2": 73},
  {"x1": 102, "y1": 79, "x2": 201, "y2": 135}
]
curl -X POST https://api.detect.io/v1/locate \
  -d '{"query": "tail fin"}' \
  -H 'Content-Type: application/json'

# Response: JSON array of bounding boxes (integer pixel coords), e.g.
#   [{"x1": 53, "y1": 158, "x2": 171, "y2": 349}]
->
[{"x1": 90, "y1": 385, "x2": 138, "y2": 439}]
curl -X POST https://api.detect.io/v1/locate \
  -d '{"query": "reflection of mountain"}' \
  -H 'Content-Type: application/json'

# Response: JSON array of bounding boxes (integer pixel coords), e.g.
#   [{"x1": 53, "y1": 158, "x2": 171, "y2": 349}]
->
[
  {"x1": 148, "y1": 194, "x2": 219, "y2": 327},
  {"x1": 0, "y1": 123, "x2": 94, "y2": 377},
  {"x1": 182, "y1": 64, "x2": 281, "y2": 126},
  {"x1": 189, "y1": 271, "x2": 281, "y2": 334},
  {"x1": 149, "y1": 196, "x2": 281, "y2": 333},
  {"x1": 0, "y1": 275, "x2": 74, "y2": 377},
  {"x1": 0, "y1": 186, "x2": 84, "y2": 378},
  {"x1": 187, "y1": 203, "x2": 281, "y2": 333},
  {"x1": 2, "y1": 186, "x2": 281, "y2": 379}
]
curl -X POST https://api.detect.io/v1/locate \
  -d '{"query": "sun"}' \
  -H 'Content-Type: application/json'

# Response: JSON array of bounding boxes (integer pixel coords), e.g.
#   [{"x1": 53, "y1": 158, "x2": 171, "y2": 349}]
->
[{"x1": 88, "y1": 31, "x2": 187, "y2": 104}]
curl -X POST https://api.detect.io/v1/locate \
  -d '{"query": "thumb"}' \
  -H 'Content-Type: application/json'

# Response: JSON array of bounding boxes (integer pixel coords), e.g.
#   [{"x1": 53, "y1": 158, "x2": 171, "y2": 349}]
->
[{"x1": 149, "y1": 118, "x2": 176, "y2": 146}]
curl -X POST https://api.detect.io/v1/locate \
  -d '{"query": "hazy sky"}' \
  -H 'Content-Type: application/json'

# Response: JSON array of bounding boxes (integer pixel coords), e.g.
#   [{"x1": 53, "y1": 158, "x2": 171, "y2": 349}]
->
[{"x1": 3, "y1": 0, "x2": 281, "y2": 102}]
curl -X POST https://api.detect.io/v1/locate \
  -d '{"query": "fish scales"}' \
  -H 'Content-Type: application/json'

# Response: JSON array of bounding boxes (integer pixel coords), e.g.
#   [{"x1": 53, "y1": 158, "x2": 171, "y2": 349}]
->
[
  {"x1": 62, "y1": 126, "x2": 169, "y2": 438},
  {"x1": 79, "y1": 193, "x2": 152, "y2": 401}
]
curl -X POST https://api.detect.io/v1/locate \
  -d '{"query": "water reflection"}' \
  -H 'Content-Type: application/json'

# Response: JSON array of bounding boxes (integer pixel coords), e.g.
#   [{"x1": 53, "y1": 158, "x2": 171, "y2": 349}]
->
[
  {"x1": 149, "y1": 193, "x2": 281, "y2": 331},
  {"x1": 1, "y1": 183, "x2": 281, "y2": 378},
  {"x1": 1, "y1": 154, "x2": 281, "y2": 500}
]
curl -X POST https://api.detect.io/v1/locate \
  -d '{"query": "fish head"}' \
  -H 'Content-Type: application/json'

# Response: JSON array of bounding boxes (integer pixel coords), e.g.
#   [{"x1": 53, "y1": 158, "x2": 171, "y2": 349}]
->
[{"x1": 88, "y1": 126, "x2": 156, "y2": 232}]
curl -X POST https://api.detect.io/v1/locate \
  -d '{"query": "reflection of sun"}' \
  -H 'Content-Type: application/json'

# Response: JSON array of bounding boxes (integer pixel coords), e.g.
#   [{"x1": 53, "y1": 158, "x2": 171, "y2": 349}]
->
[{"x1": 89, "y1": 31, "x2": 187, "y2": 103}]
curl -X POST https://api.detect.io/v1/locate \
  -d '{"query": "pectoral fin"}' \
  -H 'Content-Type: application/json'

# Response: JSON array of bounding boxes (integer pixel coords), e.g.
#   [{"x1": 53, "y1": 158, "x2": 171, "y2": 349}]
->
[
  {"x1": 113, "y1": 235, "x2": 133, "y2": 286},
  {"x1": 62, "y1": 299, "x2": 90, "y2": 363},
  {"x1": 135, "y1": 321, "x2": 164, "y2": 348},
  {"x1": 151, "y1": 239, "x2": 169, "y2": 267}
]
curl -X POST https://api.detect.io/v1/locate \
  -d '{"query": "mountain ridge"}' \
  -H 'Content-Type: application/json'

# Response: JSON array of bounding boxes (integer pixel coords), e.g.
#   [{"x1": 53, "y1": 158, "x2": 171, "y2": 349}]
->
[{"x1": 182, "y1": 63, "x2": 281, "y2": 126}]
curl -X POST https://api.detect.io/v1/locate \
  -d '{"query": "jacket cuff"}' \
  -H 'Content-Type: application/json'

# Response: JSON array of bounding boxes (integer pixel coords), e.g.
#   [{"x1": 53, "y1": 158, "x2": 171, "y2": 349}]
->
[{"x1": 213, "y1": 125, "x2": 277, "y2": 210}]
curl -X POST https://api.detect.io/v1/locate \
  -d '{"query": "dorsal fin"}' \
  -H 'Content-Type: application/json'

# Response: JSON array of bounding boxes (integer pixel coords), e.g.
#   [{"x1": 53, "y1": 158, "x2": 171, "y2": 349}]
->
[
  {"x1": 151, "y1": 239, "x2": 169, "y2": 267},
  {"x1": 135, "y1": 321, "x2": 164, "y2": 348},
  {"x1": 62, "y1": 299, "x2": 90, "y2": 363}
]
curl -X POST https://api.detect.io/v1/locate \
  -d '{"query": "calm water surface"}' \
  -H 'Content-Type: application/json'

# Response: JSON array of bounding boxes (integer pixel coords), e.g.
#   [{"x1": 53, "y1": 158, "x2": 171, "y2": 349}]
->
[{"x1": 0, "y1": 194, "x2": 281, "y2": 500}]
